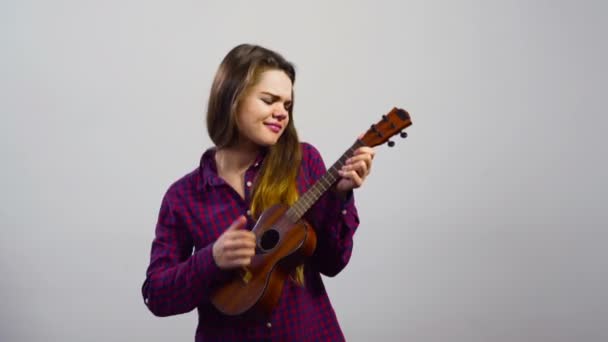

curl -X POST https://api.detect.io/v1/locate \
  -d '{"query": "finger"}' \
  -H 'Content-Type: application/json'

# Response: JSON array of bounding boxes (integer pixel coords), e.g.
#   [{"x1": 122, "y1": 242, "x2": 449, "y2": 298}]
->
[
  {"x1": 223, "y1": 239, "x2": 256, "y2": 251},
  {"x1": 347, "y1": 170, "x2": 363, "y2": 187},
  {"x1": 226, "y1": 215, "x2": 247, "y2": 231},
  {"x1": 226, "y1": 248, "x2": 256, "y2": 259},
  {"x1": 354, "y1": 146, "x2": 375, "y2": 157},
  {"x1": 339, "y1": 169, "x2": 363, "y2": 188},
  {"x1": 229, "y1": 256, "x2": 254, "y2": 267},
  {"x1": 225, "y1": 230, "x2": 256, "y2": 241},
  {"x1": 357, "y1": 147, "x2": 376, "y2": 163},
  {"x1": 236, "y1": 258, "x2": 252, "y2": 267},
  {"x1": 342, "y1": 160, "x2": 368, "y2": 176},
  {"x1": 347, "y1": 151, "x2": 374, "y2": 170},
  {"x1": 354, "y1": 160, "x2": 368, "y2": 177}
]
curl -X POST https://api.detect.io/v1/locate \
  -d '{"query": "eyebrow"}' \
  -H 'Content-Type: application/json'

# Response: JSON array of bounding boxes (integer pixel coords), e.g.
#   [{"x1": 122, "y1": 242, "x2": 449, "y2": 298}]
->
[{"x1": 260, "y1": 91, "x2": 292, "y2": 103}]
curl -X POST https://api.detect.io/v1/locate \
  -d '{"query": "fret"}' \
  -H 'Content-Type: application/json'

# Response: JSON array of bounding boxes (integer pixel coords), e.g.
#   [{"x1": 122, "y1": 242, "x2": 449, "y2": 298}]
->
[{"x1": 288, "y1": 140, "x2": 365, "y2": 222}]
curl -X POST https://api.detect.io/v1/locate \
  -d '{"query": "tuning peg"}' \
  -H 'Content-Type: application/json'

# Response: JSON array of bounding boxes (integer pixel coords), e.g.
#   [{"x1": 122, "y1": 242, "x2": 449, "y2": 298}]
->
[
  {"x1": 400, "y1": 131, "x2": 408, "y2": 138},
  {"x1": 387, "y1": 140, "x2": 395, "y2": 147}
]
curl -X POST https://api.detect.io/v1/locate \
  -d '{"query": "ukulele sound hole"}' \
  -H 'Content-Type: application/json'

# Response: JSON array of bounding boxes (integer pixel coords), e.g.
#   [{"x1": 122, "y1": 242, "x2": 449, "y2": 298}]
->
[{"x1": 259, "y1": 229, "x2": 280, "y2": 251}]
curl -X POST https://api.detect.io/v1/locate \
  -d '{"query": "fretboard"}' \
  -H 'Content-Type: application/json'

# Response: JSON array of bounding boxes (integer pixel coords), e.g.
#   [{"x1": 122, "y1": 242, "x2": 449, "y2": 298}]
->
[{"x1": 286, "y1": 140, "x2": 365, "y2": 221}]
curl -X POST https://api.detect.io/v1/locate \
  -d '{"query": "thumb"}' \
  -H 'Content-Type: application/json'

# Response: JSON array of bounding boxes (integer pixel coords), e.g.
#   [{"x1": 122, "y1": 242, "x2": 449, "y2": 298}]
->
[{"x1": 226, "y1": 215, "x2": 247, "y2": 231}]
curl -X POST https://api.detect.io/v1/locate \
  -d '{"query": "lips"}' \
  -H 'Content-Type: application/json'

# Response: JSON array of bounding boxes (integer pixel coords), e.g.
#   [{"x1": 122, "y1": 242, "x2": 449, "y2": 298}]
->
[{"x1": 264, "y1": 122, "x2": 282, "y2": 133}]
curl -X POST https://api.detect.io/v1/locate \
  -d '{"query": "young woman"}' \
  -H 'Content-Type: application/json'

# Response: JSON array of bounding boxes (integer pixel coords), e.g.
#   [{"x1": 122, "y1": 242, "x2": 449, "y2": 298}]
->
[{"x1": 142, "y1": 44, "x2": 375, "y2": 341}]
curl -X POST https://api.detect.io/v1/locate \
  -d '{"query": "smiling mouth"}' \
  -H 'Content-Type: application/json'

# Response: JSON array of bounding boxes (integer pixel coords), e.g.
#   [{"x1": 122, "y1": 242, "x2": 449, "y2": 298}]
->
[{"x1": 264, "y1": 123, "x2": 282, "y2": 133}]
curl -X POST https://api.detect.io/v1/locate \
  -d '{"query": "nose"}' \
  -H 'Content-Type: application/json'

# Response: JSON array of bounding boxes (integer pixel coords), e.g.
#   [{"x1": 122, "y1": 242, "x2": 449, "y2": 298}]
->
[{"x1": 273, "y1": 106, "x2": 288, "y2": 121}]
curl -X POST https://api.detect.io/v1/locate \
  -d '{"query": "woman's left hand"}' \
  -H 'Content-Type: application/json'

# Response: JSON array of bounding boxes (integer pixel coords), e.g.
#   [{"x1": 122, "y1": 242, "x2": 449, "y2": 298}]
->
[{"x1": 336, "y1": 146, "x2": 376, "y2": 193}]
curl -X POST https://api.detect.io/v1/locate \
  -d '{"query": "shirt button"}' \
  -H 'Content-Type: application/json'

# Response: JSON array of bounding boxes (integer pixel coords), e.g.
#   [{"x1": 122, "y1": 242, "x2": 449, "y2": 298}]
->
[
  {"x1": 246, "y1": 181, "x2": 252, "y2": 187},
  {"x1": 341, "y1": 209, "x2": 347, "y2": 215},
  {"x1": 144, "y1": 298, "x2": 149, "y2": 305},
  {"x1": 266, "y1": 322, "x2": 272, "y2": 328},
  {"x1": 246, "y1": 210, "x2": 251, "y2": 216},
  {"x1": 254, "y1": 162, "x2": 259, "y2": 167}
]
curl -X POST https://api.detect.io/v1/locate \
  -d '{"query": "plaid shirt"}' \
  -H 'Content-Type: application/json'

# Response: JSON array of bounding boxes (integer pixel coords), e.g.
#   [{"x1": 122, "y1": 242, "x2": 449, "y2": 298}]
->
[{"x1": 142, "y1": 142, "x2": 359, "y2": 341}]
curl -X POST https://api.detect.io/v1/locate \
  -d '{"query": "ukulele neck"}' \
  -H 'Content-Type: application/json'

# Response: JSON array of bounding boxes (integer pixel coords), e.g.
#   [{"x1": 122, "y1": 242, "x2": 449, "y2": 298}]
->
[{"x1": 286, "y1": 140, "x2": 366, "y2": 221}]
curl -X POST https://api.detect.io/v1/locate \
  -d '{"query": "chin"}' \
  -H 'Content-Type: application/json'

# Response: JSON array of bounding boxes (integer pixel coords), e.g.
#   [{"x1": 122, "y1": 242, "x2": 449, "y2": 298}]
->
[
  {"x1": 256, "y1": 134, "x2": 282, "y2": 147},
  {"x1": 259, "y1": 140, "x2": 280, "y2": 147}
]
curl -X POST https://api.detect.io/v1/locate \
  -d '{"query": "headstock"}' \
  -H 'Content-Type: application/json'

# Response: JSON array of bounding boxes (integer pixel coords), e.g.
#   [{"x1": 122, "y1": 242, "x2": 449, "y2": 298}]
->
[{"x1": 360, "y1": 107, "x2": 412, "y2": 147}]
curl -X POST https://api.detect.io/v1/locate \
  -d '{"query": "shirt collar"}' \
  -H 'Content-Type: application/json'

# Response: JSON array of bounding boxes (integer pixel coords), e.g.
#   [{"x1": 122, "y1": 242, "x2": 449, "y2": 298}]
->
[{"x1": 197, "y1": 147, "x2": 267, "y2": 191}]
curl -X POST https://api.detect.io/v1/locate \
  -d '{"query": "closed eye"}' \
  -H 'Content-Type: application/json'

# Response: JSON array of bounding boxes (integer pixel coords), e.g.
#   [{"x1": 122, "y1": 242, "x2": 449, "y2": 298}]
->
[{"x1": 260, "y1": 92, "x2": 292, "y2": 110}]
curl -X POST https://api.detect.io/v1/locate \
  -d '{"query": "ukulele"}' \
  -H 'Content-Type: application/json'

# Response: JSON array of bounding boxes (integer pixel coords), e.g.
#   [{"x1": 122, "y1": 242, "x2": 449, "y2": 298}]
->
[{"x1": 210, "y1": 107, "x2": 412, "y2": 316}]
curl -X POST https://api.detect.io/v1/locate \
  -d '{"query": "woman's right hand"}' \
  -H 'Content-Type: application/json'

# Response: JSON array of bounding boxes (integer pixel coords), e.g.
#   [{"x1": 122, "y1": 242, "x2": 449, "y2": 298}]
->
[{"x1": 212, "y1": 216, "x2": 256, "y2": 269}]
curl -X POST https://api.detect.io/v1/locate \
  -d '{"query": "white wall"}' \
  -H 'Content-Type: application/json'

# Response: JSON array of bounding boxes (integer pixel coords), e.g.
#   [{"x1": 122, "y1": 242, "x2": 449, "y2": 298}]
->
[{"x1": 1, "y1": 1, "x2": 607, "y2": 341}]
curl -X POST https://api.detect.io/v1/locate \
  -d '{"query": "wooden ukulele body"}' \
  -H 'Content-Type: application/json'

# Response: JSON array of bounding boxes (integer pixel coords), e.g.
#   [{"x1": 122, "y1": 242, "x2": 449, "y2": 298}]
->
[{"x1": 210, "y1": 204, "x2": 317, "y2": 316}]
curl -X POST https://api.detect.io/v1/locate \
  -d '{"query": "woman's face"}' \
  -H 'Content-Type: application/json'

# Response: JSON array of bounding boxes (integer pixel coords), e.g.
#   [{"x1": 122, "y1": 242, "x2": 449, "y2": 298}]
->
[{"x1": 235, "y1": 69, "x2": 292, "y2": 148}]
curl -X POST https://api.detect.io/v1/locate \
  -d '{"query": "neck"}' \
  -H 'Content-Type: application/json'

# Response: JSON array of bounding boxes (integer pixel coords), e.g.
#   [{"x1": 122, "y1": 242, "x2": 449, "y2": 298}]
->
[{"x1": 215, "y1": 143, "x2": 261, "y2": 175}]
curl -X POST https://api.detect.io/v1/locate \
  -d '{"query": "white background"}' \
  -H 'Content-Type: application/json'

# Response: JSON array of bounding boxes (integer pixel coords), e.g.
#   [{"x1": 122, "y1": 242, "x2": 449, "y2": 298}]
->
[{"x1": 1, "y1": 1, "x2": 607, "y2": 341}]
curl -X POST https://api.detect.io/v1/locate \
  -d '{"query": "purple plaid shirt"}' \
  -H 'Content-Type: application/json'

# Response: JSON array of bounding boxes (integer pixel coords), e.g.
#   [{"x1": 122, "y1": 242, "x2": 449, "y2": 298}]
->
[{"x1": 142, "y1": 142, "x2": 359, "y2": 341}]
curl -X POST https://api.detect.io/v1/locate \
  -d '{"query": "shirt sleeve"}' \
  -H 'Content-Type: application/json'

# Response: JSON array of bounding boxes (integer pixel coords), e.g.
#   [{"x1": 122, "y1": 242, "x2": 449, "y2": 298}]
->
[
  {"x1": 141, "y1": 189, "x2": 227, "y2": 317},
  {"x1": 302, "y1": 143, "x2": 360, "y2": 277}
]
